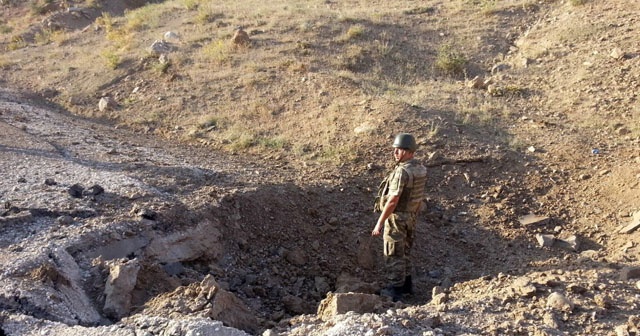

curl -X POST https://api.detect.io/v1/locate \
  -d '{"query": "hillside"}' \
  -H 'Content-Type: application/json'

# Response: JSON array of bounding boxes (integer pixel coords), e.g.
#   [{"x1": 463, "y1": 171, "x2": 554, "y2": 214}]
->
[{"x1": 1, "y1": 0, "x2": 639, "y2": 335}]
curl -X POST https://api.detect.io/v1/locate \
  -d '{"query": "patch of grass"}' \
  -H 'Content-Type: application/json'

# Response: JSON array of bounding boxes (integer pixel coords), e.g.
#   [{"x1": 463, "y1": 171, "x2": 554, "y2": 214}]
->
[
  {"x1": 151, "y1": 58, "x2": 171, "y2": 74},
  {"x1": 375, "y1": 32, "x2": 394, "y2": 56},
  {"x1": 101, "y1": 49, "x2": 120, "y2": 69},
  {"x1": 180, "y1": 0, "x2": 204, "y2": 10},
  {"x1": 340, "y1": 24, "x2": 365, "y2": 42},
  {"x1": 29, "y1": 0, "x2": 54, "y2": 15},
  {"x1": 195, "y1": 4, "x2": 222, "y2": 24},
  {"x1": 0, "y1": 22, "x2": 13, "y2": 34},
  {"x1": 258, "y1": 136, "x2": 287, "y2": 149},
  {"x1": 83, "y1": 0, "x2": 101, "y2": 8},
  {"x1": 98, "y1": 12, "x2": 134, "y2": 50},
  {"x1": 318, "y1": 143, "x2": 357, "y2": 164},
  {"x1": 201, "y1": 39, "x2": 232, "y2": 63},
  {"x1": 0, "y1": 56, "x2": 12, "y2": 69},
  {"x1": 95, "y1": 12, "x2": 114, "y2": 31},
  {"x1": 435, "y1": 43, "x2": 467, "y2": 76},
  {"x1": 198, "y1": 115, "x2": 220, "y2": 129},
  {"x1": 403, "y1": 7, "x2": 435, "y2": 15},
  {"x1": 480, "y1": 0, "x2": 499, "y2": 15},
  {"x1": 228, "y1": 131, "x2": 256, "y2": 151},
  {"x1": 6, "y1": 35, "x2": 27, "y2": 51},
  {"x1": 34, "y1": 29, "x2": 50, "y2": 45},
  {"x1": 426, "y1": 119, "x2": 442, "y2": 140}
]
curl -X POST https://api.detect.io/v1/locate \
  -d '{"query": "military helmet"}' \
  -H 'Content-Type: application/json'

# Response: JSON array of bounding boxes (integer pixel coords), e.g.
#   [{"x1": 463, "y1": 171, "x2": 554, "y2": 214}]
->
[{"x1": 392, "y1": 133, "x2": 417, "y2": 151}]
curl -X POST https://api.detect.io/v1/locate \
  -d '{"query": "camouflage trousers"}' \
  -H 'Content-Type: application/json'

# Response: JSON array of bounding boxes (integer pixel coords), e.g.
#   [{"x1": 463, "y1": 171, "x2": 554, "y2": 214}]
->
[{"x1": 383, "y1": 212, "x2": 417, "y2": 287}]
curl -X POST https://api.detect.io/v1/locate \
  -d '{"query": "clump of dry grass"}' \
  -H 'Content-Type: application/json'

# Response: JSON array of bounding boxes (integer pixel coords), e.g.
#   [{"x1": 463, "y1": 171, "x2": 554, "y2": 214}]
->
[
  {"x1": 6, "y1": 35, "x2": 26, "y2": 50},
  {"x1": 569, "y1": 0, "x2": 588, "y2": 5},
  {"x1": 0, "y1": 56, "x2": 12, "y2": 69},
  {"x1": 201, "y1": 40, "x2": 233, "y2": 63},
  {"x1": 339, "y1": 24, "x2": 366, "y2": 42},
  {"x1": 100, "y1": 49, "x2": 120, "y2": 69},
  {"x1": 435, "y1": 43, "x2": 467, "y2": 76}
]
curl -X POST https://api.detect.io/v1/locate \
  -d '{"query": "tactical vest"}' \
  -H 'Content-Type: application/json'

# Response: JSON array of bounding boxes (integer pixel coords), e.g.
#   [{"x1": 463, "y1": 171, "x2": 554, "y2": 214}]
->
[{"x1": 374, "y1": 160, "x2": 427, "y2": 213}]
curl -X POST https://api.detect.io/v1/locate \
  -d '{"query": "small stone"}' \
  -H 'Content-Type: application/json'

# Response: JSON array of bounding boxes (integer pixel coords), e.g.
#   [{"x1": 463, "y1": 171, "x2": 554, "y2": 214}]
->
[
  {"x1": 610, "y1": 48, "x2": 626, "y2": 60},
  {"x1": 84, "y1": 184, "x2": 105, "y2": 196},
  {"x1": 44, "y1": 178, "x2": 57, "y2": 186},
  {"x1": 620, "y1": 267, "x2": 640, "y2": 281},
  {"x1": 536, "y1": 234, "x2": 555, "y2": 248},
  {"x1": 615, "y1": 325, "x2": 630, "y2": 336},
  {"x1": 432, "y1": 286, "x2": 445, "y2": 297},
  {"x1": 55, "y1": 215, "x2": 74, "y2": 226},
  {"x1": 546, "y1": 292, "x2": 573, "y2": 312},
  {"x1": 98, "y1": 96, "x2": 117, "y2": 112},
  {"x1": 431, "y1": 292, "x2": 448, "y2": 305},
  {"x1": 232, "y1": 28, "x2": 250, "y2": 46},
  {"x1": 262, "y1": 330, "x2": 278, "y2": 336},
  {"x1": 68, "y1": 184, "x2": 84, "y2": 198}
]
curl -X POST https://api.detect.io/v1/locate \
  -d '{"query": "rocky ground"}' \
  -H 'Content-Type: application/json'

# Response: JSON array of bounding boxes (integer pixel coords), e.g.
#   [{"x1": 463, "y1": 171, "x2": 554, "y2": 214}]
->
[{"x1": 1, "y1": 0, "x2": 640, "y2": 335}]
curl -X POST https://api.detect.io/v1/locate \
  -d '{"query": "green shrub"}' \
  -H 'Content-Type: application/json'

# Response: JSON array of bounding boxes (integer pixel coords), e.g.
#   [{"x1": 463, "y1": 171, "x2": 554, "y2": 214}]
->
[{"x1": 435, "y1": 43, "x2": 467, "y2": 76}]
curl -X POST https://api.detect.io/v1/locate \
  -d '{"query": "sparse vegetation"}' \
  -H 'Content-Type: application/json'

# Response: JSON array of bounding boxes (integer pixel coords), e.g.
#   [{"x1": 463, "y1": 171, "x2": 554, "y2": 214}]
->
[
  {"x1": 6, "y1": 35, "x2": 26, "y2": 50},
  {"x1": 403, "y1": 6, "x2": 435, "y2": 15},
  {"x1": 341, "y1": 24, "x2": 365, "y2": 42},
  {"x1": 151, "y1": 59, "x2": 171, "y2": 74},
  {"x1": 29, "y1": 0, "x2": 54, "y2": 15},
  {"x1": 123, "y1": 4, "x2": 163, "y2": 32},
  {"x1": 0, "y1": 56, "x2": 12, "y2": 69},
  {"x1": 33, "y1": 29, "x2": 49, "y2": 45},
  {"x1": 434, "y1": 43, "x2": 467, "y2": 76},
  {"x1": 101, "y1": 49, "x2": 120, "y2": 69},
  {"x1": 201, "y1": 40, "x2": 232, "y2": 63},
  {"x1": 195, "y1": 4, "x2": 221, "y2": 25},
  {"x1": 0, "y1": 21, "x2": 12, "y2": 34},
  {"x1": 180, "y1": 0, "x2": 203, "y2": 10}
]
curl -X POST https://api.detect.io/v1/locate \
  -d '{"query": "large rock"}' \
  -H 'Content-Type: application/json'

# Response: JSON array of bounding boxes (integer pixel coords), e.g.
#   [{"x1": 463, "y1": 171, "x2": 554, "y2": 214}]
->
[
  {"x1": 334, "y1": 273, "x2": 377, "y2": 294},
  {"x1": 98, "y1": 96, "x2": 117, "y2": 112},
  {"x1": 140, "y1": 275, "x2": 259, "y2": 333},
  {"x1": 620, "y1": 267, "x2": 640, "y2": 281},
  {"x1": 144, "y1": 219, "x2": 223, "y2": 263},
  {"x1": 103, "y1": 258, "x2": 141, "y2": 319},
  {"x1": 317, "y1": 292, "x2": 382, "y2": 321}
]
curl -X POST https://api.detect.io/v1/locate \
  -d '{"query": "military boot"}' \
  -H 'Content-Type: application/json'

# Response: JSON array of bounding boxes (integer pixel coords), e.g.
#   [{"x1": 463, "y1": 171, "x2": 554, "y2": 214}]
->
[
  {"x1": 401, "y1": 275, "x2": 414, "y2": 295},
  {"x1": 380, "y1": 285, "x2": 403, "y2": 302}
]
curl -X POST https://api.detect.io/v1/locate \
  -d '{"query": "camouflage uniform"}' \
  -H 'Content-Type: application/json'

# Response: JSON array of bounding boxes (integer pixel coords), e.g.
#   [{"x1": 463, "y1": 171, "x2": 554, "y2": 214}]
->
[{"x1": 380, "y1": 158, "x2": 427, "y2": 287}]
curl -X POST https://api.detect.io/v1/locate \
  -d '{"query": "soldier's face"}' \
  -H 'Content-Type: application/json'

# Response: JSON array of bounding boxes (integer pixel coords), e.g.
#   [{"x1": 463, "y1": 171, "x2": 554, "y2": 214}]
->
[{"x1": 393, "y1": 148, "x2": 407, "y2": 162}]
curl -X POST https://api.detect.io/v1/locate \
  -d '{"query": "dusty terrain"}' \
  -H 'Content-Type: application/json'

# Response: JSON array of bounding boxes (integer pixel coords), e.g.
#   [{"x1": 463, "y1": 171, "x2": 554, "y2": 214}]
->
[{"x1": 1, "y1": 0, "x2": 639, "y2": 335}]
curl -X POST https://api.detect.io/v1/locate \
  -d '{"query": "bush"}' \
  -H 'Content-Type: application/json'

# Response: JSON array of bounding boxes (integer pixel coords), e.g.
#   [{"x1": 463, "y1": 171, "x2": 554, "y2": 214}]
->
[{"x1": 435, "y1": 43, "x2": 467, "y2": 76}]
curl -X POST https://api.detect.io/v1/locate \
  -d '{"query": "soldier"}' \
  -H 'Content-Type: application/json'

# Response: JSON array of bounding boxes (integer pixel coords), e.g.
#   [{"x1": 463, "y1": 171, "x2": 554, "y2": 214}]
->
[{"x1": 372, "y1": 133, "x2": 427, "y2": 301}]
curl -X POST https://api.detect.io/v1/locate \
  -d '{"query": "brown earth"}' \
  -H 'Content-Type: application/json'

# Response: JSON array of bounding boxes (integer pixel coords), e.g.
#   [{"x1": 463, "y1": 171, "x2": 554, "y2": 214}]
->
[{"x1": 1, "y1": 0, "x2": 639, "y2": 335}]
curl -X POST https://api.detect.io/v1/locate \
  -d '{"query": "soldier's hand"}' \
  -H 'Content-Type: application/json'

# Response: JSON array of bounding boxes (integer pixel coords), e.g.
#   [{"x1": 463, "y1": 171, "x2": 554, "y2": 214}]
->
[{"x1": 371, "y1": 223, "x2": 382, "y2": 236}]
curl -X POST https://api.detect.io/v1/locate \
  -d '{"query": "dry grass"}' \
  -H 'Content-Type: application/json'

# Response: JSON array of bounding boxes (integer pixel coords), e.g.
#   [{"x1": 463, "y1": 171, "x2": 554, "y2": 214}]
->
[
  {"x1": 435, "y1": 43, "x2": 467, "y2": 76},
  {"x1": 3, "y1": 0, "x2": 635, "y2": 166}
]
